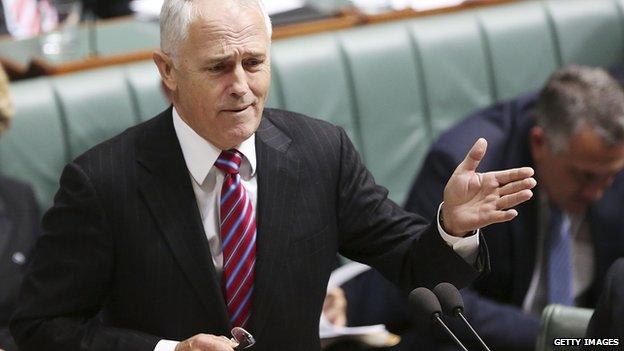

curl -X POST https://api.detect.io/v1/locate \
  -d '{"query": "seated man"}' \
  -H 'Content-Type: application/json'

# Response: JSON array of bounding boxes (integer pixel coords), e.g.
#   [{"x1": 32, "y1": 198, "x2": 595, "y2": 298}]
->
[
  {"x1": 400, "y1": 65, "x2": 624, "y2": 351},
  {"x1": 0, "y1": 64, "x2": 40, "y2": 351},
  {"x1": 585, "y1": 258, "x2": 624, "y2": 343}
]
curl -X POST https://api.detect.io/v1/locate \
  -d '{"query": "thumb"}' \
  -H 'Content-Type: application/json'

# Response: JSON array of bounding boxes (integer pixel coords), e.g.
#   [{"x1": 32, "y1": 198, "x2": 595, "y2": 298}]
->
[{"x1": 457, "y1": 138, "x2": 487, "y2": 173}]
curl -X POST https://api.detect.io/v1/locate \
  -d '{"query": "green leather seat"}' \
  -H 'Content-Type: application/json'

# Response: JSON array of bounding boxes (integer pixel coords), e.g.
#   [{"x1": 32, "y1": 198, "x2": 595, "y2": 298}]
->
[
  {"x1": 0, "y1": 79, "x2": 66, "y2": 209},
  {"x1": 124, "y1": 61, "x2": 169, "y2": 122},
  {"x1": 477, "y1": 1, "x2": 559, "y2": 100},
  {"x1": 339, "y1": 23, "x2": 430, "y2": 204},
  {"x1": 535, "y1": 304, "x2": 593, "y2": 351},
  {"x1": 270, "y1": 34, "x2": 362, "y2": 150},
  {"x1": 546, "y1": 0, "x2": 624, "y2": 68},
  {"x1": 409, "y1": 12, "x2": 495, "y2": 137},
  {"x1": 51, "y1": 67, "x2": 138, "y2": 158}
]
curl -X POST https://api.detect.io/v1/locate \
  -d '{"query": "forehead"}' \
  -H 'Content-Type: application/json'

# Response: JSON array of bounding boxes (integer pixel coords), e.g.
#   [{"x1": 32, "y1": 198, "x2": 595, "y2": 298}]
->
[
  {"x1": 564, "y1": 126, "x2": 624, "y2": 171},
  {"x1": 185, "y1": 1, "x2": 269, "y2": 56}
]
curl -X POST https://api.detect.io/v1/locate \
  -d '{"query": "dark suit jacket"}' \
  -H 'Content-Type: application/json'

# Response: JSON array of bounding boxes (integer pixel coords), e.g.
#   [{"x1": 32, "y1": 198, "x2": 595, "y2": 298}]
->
[
  {"x1": 586, "y1": 258, "x2": 624, "y2": 342},
  {"x1": 402, "y1": 92, "x2": 624, "y2": 351},
  {"x1": 0, "y1": 175, "x2": 40, "y2": 351},
  {"x1": 11, "y1": 108, "x2": 486, "y2": 351}
]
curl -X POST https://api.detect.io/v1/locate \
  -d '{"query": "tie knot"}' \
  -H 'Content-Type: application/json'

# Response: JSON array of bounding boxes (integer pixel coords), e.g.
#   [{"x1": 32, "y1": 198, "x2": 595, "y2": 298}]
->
[{"x1": 215, "y1": 149, "x2": 243, "y2": 174}]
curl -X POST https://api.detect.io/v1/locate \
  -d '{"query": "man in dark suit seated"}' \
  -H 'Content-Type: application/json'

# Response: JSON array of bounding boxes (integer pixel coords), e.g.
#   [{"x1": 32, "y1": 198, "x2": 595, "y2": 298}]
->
[
  {"x1": 0, "y1": 64, "x2": 40, "y2": 351},
  {"x1": 586, "y1": 258, "x2": 624, "y2": 344},
  {"x1": 9, "y1": 1, "x2": 536, "y2": 350},
  {"x1": 397, "y1": 65, "x2": 624, "y2": 351}
]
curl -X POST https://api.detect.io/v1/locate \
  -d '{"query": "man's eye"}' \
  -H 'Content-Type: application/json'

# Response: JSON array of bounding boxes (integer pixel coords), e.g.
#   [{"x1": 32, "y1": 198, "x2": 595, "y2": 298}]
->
[
  {"x1": 208, "y1": 64, "x2": 226, "y2": 72},
  {"x1": 245, "y1": 59, "x2": 263, "y2": 69}
]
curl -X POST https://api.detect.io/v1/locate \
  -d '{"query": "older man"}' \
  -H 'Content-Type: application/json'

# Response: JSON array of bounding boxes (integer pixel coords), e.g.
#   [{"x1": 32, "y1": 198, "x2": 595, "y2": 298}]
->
[{"x1": 10, "y1": 1, "x2": 535, "y2": 351}]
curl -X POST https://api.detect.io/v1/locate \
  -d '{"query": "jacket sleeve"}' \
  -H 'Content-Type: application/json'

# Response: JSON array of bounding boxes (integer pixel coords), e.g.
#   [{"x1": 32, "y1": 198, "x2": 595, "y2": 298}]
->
[
  {"x1": 334, "y1": 127, "x2": 485, "y2": 292},
  {"x1": 10, "y1": 162, "x2": 160, "y2": 351}
]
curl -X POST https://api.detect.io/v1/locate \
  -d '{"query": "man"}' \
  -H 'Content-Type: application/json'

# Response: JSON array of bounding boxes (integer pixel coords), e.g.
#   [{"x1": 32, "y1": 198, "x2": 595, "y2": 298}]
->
[
  {"x1": 401, "y1": 65, "x2": 624, "y2": 351},
  {"x1": 586, "y1": 258, "x2": 624, "y2": 343},
  {"x1": 0, "y1": 64, "x2": 40, "y2": 351},
  {"x1": 10, "y1": 1, "x2": 535, "y2": 350}
]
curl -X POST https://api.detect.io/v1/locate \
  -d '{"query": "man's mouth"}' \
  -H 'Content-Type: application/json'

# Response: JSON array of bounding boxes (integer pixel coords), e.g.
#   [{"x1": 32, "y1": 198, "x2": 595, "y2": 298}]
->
[{"x1": 224, "y1": 105, "x2": 252, "y2": 113}]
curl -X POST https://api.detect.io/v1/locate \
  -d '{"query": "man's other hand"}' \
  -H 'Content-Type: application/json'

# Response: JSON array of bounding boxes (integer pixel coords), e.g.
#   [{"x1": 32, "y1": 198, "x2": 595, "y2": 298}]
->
[
  {"x1": 174, "y1": 334, "x2": 238, "y2": 351},
  {"x1": 442, "y1": 138, "x2": 536, "y2": 236}
]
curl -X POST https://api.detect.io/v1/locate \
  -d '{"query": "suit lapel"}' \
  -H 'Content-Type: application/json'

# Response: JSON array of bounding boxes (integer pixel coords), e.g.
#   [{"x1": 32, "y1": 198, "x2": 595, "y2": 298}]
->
[
  {"x1": 247, "y1": 114, "x2": 300, "y2": 337},
  {"x1": 136, "y1": 109, "x2": 229, "y2": 330}
]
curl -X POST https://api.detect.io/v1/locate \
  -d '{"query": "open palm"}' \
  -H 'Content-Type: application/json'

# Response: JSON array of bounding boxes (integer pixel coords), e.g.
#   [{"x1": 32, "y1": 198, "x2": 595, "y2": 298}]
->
[{"x1": 441, "y1": 138, "x2": 536, "y2": 236}]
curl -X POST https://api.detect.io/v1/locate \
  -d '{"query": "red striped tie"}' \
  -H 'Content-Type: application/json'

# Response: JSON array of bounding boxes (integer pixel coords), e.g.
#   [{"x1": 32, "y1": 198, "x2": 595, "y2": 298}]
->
[{"x1": 215, "y1": 149, "x2": 256, "y2": 328}]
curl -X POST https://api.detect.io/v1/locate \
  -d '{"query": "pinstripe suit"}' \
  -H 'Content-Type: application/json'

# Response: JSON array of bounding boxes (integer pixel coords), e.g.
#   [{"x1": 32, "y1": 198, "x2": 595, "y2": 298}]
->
[{"x1": 11, "y1": 107, "x2": 487, "y2": 351}]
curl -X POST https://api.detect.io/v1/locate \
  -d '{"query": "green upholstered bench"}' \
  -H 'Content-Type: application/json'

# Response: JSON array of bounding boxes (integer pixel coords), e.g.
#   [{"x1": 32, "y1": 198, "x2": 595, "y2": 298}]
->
[
  {"x1": 3, "y1": 0, "x2": 624, "y2": 210},
  {"x1": 536, "y1": 304, "x2": 594, "y2": 351}
]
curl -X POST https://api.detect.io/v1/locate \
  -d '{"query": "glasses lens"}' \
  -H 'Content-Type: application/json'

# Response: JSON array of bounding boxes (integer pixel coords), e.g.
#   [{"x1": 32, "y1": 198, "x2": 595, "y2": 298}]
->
[{"x1": 231, "y1": 327, "x2": 255, "y2": 349}]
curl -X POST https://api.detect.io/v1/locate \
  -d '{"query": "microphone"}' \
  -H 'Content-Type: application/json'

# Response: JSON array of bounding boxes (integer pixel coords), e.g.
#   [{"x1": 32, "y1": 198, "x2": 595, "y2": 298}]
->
[
  {"x1": 408, "y1": 287, "x2": 469, "y2": 351},
  {"x1": 433, "y1": 282, "x2": 491, "y2": 351}
]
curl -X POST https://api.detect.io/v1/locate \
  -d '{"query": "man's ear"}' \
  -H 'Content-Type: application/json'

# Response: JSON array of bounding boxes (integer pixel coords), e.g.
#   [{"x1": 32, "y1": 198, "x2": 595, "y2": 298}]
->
[
  {"x1": 529, "y1": 125, "x2": 546, "y2": 162},
  {"x1": 153, "y1": 50, "x2": 177, "y2": 93}
]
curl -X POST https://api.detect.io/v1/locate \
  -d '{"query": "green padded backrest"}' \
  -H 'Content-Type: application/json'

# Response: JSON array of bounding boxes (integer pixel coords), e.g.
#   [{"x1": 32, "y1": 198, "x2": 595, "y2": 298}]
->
[
  {"x1": 124, "y1": 61, "x2": 169, "y2": 122},
  {"x1": 51, "y1": 67, "x2": 139, "y2": 159},
  {"x1": 409, "y1": 12, "x2": 495, "y2": 137},
  {"x1": 536, "y1": 304, "x2": 593, "y2": 351},
  {"x1": 270, "y1": 34, "x2": 361, "y2": 150},
  {"x1": 477, "y1": 1, "x2": 559, "y2": 101},
  {"x1": 338, "y1": 23, "x2": 430, "y2": 204},
  {"x1": 545, "y1": 0, "x2": 624, "y2": 68},
  {"x1": 0, "y1": 79, "x2": 66, "y2": 210}
]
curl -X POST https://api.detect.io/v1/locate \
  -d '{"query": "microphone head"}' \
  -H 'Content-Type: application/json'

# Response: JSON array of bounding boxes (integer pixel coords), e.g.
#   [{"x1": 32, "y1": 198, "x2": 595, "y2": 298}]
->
[
  {"x1": 433, "y1": 282, "x2": 464, "y2": 317},
  {"x1": 408, "y1": 287, "x2": 442, "y2": 327}
]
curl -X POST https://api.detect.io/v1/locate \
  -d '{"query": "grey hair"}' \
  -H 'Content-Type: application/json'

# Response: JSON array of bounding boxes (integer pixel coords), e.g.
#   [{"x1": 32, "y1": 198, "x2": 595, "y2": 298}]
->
[
  {"x1": 160, "y1": 0, "x2": 272, "y2": 57},
  {"x1": 533, "y1": 65, "x2": 624, "y2": 153}
]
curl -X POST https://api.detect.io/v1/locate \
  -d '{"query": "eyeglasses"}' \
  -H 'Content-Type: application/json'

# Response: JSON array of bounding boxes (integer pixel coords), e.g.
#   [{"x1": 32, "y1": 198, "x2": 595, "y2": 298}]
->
[{"x1": 232, "y1": 327, "x2": 255, "y2": 350}]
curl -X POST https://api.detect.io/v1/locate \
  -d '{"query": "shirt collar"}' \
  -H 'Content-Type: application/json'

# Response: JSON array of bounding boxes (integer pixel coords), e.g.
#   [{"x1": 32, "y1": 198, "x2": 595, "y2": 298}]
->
[{"x1": 172, "y1": 107, "x2": 257, "y2": 185}]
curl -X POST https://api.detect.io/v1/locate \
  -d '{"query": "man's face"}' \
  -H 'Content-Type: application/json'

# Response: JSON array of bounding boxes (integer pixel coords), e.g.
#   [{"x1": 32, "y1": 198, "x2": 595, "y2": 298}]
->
[
  {"x1": 157, "y1": 1, "x2": 271, "y2": 149},
  {"x1": 530, "y1": 124, "x2": 624, "y2": 213}
]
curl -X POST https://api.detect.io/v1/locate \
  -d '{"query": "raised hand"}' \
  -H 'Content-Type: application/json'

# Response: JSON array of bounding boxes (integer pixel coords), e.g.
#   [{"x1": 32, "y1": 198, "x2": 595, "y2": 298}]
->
[{"x1": 441, "y1": 138, "x2": 537, "y2": 236}]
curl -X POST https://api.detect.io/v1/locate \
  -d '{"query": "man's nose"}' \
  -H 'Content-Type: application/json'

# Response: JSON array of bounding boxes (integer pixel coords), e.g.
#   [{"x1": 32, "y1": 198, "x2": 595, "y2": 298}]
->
[{"x1": 228, "y1": 65, "x2": 250, "y2": 98}]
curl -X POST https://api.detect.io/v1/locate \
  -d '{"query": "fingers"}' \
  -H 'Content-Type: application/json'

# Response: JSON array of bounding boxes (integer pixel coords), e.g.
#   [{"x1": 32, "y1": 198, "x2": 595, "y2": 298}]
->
[
  {"x1": 484, "y1": 208, "x2": 519, "y2": 224},
  {"x1": 176, "y1": 334, "x2": 238, "y2": 351},
  {"x1": 497, "y1": 189, "x2": 534, "y2": 209},
  {"x1": 492, "y1": 167, "x2": 535, "y2": 185},
  {"x1": 498, "y1": 177, "x2": 537, "y2": 196},
  {"x1": 457, "y1": 138, "x2": 488, "y2": 173}
]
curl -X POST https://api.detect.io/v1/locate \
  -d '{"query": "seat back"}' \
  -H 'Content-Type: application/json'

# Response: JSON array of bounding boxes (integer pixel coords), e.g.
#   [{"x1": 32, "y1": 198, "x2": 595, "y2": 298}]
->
[{"x1": 535, "y1": 304, "x2": 593, "y2": 351}]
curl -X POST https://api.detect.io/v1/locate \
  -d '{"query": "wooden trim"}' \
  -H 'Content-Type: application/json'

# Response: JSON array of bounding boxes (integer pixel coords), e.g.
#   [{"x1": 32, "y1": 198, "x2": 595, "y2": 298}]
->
[{"x1": 361, "y1": 0, "x2": 522, "y2": 25}]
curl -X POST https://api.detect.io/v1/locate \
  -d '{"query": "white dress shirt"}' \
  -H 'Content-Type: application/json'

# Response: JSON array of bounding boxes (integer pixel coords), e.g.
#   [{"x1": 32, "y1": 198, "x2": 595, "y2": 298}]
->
[{"x1": 155, "y1": 107, "x2": 479, "y2": 351}]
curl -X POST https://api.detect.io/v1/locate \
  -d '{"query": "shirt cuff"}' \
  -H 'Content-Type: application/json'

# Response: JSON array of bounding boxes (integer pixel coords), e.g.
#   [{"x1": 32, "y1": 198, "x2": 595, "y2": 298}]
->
[
  {"x1": 155, "y1": 339, "x2": 179, "y2": 351},
  {"x1": 437, "y1": 202, "x2": 480, "y2": 264}
]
